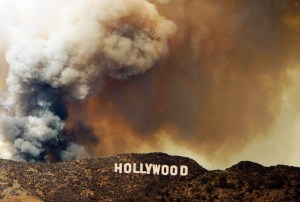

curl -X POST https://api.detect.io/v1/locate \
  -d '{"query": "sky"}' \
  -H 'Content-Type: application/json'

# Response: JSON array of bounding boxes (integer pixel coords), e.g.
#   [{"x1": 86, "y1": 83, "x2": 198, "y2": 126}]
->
[{"x1": 0, "y1": 0, "x2": 300, "y2": 169}]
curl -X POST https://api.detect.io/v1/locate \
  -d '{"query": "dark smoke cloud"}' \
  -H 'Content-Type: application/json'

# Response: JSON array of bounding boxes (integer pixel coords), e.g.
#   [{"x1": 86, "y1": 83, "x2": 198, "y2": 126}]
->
[
  {"x1": 0, "y1": 0, "x2": 175, "y2": 162},
  {"x1": 67, "y1": 0, "x2": 300, "y2": 163},
  {"x1": 64, "y1": 121, "x2": 100, "y2": 155}
]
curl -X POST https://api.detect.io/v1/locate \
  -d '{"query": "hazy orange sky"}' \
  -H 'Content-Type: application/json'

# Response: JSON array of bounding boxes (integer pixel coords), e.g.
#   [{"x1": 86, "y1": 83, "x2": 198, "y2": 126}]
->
[{"x1": 1, "y1": 0, "x2": 300, "y2": 168}]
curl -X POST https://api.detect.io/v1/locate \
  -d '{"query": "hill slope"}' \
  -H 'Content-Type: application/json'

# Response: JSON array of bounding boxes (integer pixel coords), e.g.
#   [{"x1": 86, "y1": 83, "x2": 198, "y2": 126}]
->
[{"x1": 0, "y1": 153, "x2": 299, "y2": 201}]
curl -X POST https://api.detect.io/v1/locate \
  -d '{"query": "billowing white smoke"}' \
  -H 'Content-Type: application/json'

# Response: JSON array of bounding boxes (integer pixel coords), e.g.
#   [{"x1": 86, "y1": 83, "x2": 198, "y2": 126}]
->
[{"x1": 0, "y1": 0, "x2": 176, "y2": 162}]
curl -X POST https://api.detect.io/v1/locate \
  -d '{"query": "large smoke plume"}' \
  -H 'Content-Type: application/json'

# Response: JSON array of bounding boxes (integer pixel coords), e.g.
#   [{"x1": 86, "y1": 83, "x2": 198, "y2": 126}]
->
[
  {"x1": 0, "y1": 0, "x2": 300, "y2": 167},
  {"x1": 67, "y1": 0, "x2": 300, "y2": 166},
  {"x1": 0, "y1": 0, "x2": 175, "y2": 162}
]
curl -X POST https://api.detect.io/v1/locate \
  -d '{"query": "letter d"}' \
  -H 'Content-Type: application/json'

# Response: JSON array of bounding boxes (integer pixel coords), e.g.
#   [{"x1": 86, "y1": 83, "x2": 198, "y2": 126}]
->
[{"x1": 180, "y1": 166, "x2": 188, "y2": 176}]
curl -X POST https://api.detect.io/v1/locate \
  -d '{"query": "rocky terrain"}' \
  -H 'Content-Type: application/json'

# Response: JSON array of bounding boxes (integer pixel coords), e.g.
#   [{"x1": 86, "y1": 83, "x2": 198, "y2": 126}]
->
[{"x1": 0, "y1": 153, "x2": 299, "y2": 201}]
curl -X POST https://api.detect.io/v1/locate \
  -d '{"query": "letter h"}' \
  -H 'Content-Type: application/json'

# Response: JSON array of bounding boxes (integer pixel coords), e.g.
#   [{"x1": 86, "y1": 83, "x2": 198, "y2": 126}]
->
[{"x1": 115, "y1": 163, "x2": 123, "y2": 173}]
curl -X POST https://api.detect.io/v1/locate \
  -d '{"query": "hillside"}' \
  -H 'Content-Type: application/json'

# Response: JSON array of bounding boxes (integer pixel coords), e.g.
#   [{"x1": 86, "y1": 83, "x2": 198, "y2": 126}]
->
[{"x1": 0, "y1": 153, "x2": 299, "y2": 201}]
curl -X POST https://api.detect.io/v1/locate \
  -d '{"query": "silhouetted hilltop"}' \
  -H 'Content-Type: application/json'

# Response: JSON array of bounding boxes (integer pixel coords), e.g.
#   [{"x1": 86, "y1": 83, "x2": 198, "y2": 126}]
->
[{"x1": 0, "y1": 153, "x2": 299, "y2": 201}]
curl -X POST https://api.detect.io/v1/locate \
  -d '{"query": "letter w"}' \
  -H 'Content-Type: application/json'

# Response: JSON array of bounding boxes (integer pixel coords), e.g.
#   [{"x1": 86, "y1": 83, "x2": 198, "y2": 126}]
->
[{"x1": 152, "y1": 164, "x2": 161, "y2": 175}]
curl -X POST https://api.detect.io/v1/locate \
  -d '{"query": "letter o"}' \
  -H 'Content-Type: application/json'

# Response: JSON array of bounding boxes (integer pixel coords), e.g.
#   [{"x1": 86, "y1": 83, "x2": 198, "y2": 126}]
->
[
  {"x1": 124, "y1": 163, "x2": 132, "y2": 174},
  {"x1": 170, "y1": 165, "x2": 178, "y2": 176},
  {"x1": 161, "y1": 165, "x2": 169, "y2": 175}
]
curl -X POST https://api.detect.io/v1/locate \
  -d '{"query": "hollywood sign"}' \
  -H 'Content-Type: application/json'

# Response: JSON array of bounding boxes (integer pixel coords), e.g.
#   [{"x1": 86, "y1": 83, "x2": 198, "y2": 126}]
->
[{"x1": 114, "y1": 163, "x2": 188, "y2": 176}]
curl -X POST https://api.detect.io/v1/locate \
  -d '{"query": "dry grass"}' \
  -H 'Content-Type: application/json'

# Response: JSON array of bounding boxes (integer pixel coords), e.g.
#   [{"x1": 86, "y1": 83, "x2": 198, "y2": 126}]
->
[{"x1": 0, "y1": 153, "x2": 299, "y2": 201}]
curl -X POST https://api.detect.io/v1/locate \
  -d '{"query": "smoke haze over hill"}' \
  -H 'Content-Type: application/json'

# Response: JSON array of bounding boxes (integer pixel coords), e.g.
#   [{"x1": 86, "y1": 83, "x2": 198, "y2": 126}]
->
[{"x1": 0, "y1": 0, "x2": 300, "y2": 168}]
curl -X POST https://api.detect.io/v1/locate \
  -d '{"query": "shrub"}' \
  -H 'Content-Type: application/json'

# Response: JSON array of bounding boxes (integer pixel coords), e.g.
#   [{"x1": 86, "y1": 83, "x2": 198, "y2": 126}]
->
[
  {"x1": 266, "y1": 180, "x2": 284, "y2": 189},
  {"x1": 218, "y1": 176, "x2": 227, "y2": 188},
  {"x1": 246, "y1": 186, "x2": 253, "y2": 193},
  {"x1": 200, "y1": 177, "x2": 208, "y2": 184},
  {"x1": 206, "y1": 184, "x2": 213, "y2": 194}
]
